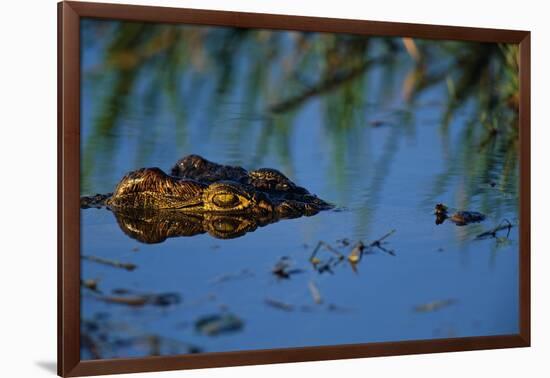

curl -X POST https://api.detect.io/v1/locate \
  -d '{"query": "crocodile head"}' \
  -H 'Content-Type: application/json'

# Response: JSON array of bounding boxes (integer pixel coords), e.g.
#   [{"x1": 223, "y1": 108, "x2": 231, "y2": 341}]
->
[
  {"x1": 87, "y1": 155, "x2": 334, "y2": 241},
  {"x1": 106, "y1": 168, "x2": 276, "y2": 217},
  {"x1": 171, "y1": 155, "x2": 333, "y2": 212}
]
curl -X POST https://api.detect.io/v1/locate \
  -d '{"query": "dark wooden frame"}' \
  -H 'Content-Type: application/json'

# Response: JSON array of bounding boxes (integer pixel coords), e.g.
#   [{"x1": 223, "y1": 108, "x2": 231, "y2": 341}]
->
[{"x1": 58, "y1": 1, "x2": 531, "y2": 376}]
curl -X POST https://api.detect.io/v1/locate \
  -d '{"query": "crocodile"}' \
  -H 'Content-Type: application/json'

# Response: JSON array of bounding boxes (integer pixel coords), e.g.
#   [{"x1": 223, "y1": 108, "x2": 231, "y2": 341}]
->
[
  {"x1": 112, "y1": 209, "x2": 274, "y2": 243},
  {"x1": 81, "y1": 155, "x2": 333, "y2": 241}
]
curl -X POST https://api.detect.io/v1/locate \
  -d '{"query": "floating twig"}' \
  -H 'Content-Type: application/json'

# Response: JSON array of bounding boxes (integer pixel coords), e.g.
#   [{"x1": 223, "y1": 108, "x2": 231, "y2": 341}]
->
[
  {"x1": 98, "y1": 295, "x2": 149, "y2": 307},
  {"x1": 475, "y1": 219, "x2": 513, "y2": 240},
  {"x1": 336, "y1": 238, "x2": 351, "y2": 247},
  {"x1": 82, "y1": 255, "x2": 137, "y2": 271},
  {"x1": 311, "y1": 257, "x2": 335, "y2": 275},
  {"x1": 209, "y1": 269, "x2": 254, "y2": 285},
  {"x1": 265, "y1": 298, "x2": 294, "y2": 312},
  {"x1": 308, "y1": 281, "x2": 323, "y2": 304},
  {"x1": 95, "y1": 292, "x2": 181, "y2": 307},
  {"x1": 368, "y1": 229, "x2": 396, "y2": 256},
  {"x1": 195, "y1": 313, "x2": 244, "y2": 336},
  {"x1": 309, "y1": 241, "x2": 345, "y2": 273},
  {"x1": 310, "y1": 241, "x2": 345, "y2": 261}
]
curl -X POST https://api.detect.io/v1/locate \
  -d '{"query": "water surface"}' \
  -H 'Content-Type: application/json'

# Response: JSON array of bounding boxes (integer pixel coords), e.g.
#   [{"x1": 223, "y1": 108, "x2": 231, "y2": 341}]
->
[{"x1": 80, "y1": 19, "x2": 519, "y2": 359}]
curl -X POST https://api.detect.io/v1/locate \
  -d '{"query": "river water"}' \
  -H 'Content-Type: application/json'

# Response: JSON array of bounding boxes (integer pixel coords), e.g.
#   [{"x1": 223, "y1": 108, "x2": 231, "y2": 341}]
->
[{"x1": 80, "y1": 19, "x2": 519, "y2": 359}]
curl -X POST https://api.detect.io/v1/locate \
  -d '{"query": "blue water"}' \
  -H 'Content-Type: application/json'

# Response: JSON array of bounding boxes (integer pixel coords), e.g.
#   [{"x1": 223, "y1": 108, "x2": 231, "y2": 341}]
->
[{"x1": 80, "y1": 19, "x2": 519, "y2": 359}]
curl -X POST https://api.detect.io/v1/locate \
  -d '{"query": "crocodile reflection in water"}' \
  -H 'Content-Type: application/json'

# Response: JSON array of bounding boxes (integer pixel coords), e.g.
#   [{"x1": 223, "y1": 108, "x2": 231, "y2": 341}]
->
[
  {"x1": 113, "y1": 209, "x2": 278, "y2": 243},
  {"x1": 81, "y1": 155, "x2": 334, "y2": 242}
]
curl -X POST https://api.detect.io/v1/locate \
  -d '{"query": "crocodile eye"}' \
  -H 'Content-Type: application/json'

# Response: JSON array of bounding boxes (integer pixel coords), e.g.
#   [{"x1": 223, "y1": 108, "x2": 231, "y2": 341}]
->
[{"x1": 212, "y1": 193, "x2": 240, "y2": 208}]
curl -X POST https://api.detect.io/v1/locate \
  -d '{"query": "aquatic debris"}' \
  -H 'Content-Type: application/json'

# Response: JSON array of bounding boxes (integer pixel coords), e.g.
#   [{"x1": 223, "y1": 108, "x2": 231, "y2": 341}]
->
[
  {"x1": 347, "y1": 241, "x2": 366, "y2": 273},
  {"x1": 475, "y1": 219, "x2": 513, "y2": 240},
  {"x1": 311, "y1": 258, "x2": 336, "y2": 274},
  {"x1": 348, "y1": 230, "x2": 397, "y2": 271},
  {"x1": 148, "y1": 293, "x2": 181, "y2": 307},
  {"x1": 195, "y1": 313, "x2": 244, "y2": 336},
  {"x1": 272, "y1": 257, "x2": 303, "y2": 279},
  {"x1": 98, "y1": 295, "x2": 150, "y2": 307},
  {"x1": 96, "y1": 291, "x2": 181, "y2": 307},
  {"x1": 310, "y1": 241, "x2": 345, "y2": 260},
  {"x1": 337, "y1": 238, "x2": 351, "y2": 247},
  {"x1": 367, "y1": 229, "x2": 396, "y2": 255},
  {"x1": 111, "y1": 288, "x2": 132, "y2": 295},
  {"x1": 347, "y1": 242, "x2": 365, "y2": 264},
  {"x1": 309, "y1": 231, "x2": 397, "y2": 274},
  {"x1": 309, "y1": 241, "x2": 345, "y2": 273},
  {"x1": 308, "y1": 281, "x2": 323, "y2": 304},
  {"x1": 82, "y1": 255, "x2": 137, "y2": 271},
  {"x1": 209, "y1": 269, "x2": 254, "y2": 285},
  {"x1": 265, "y1": 297, "x2": 351, "y2": 313},
  {"x1": 81, "y1": 279, "x2": 101, "y2": 293},
  {"x1": 82, "y1": 313, "x2": 201, "y2": 359},
  {"x1": 265, "y1": 298, "x2": 295, "y2": 312},
  {"x1": 348, "y1": 230, "x2": 395, "y2": 273},
  {"x1": 434, "y1": 203, "x2": 486, "y2": 226},
  {"x1": 413, "y1": 299, "x2": 456, "y2": 313}
]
